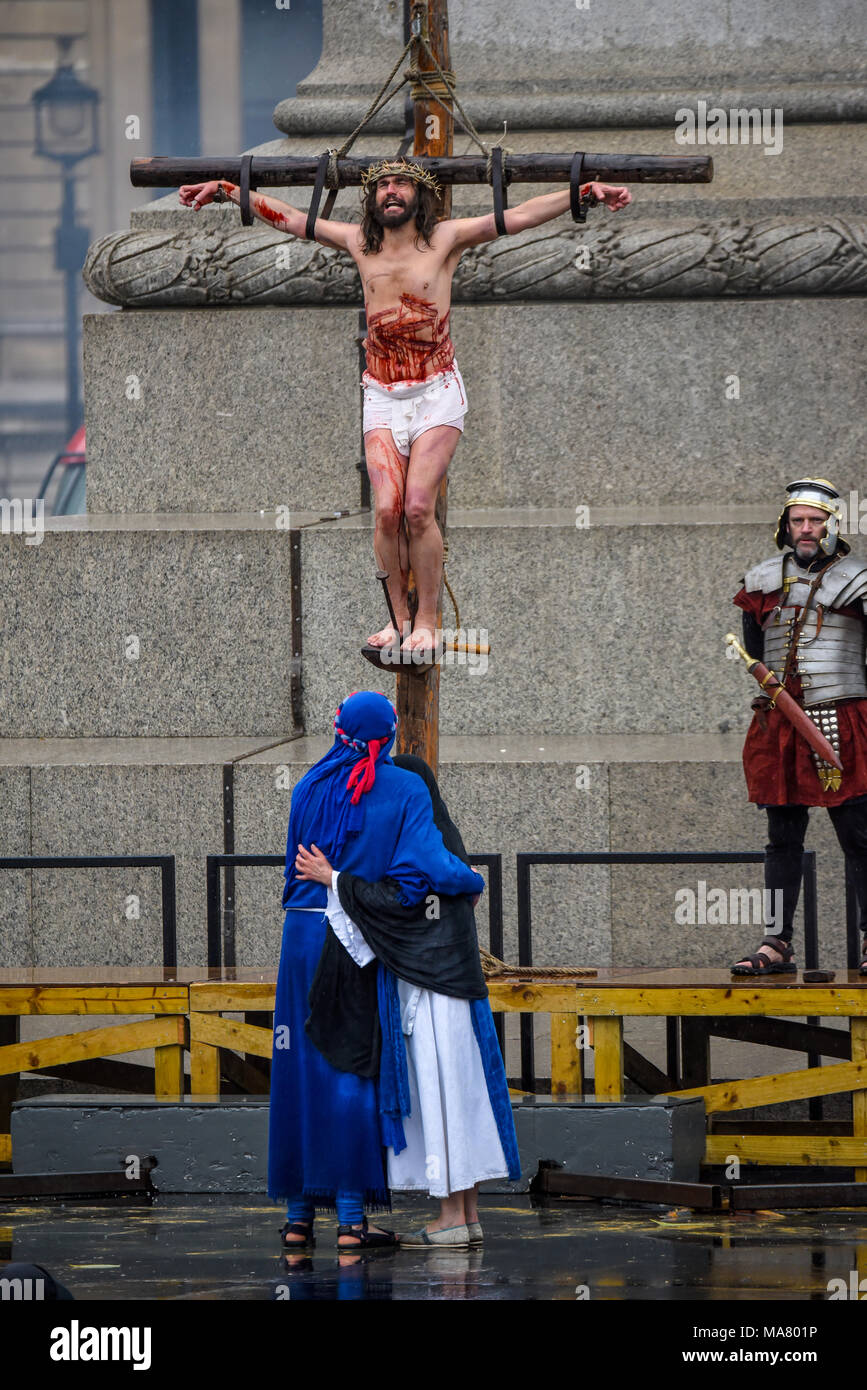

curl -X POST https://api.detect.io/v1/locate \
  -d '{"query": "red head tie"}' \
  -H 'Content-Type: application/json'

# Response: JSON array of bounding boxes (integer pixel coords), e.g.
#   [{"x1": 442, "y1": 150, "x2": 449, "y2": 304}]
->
[{"x1": 346, "y1": 737, "x2": 386, "y2": 804}]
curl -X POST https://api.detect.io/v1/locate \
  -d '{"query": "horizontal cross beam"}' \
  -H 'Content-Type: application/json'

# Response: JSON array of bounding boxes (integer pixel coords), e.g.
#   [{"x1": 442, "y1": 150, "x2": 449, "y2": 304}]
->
[{"x1": 130, "y1": 152, "x2": 712, "y2": 189}]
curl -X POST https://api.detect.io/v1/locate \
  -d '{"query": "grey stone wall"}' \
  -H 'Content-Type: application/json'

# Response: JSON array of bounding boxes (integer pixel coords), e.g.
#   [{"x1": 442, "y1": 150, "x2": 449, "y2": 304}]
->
[
  {"x1": 277, "y1": 0, "x2": 867, "y2": 130},
  {"x1": 81, "y1": 300, "x2": 866, "y2": 514}
]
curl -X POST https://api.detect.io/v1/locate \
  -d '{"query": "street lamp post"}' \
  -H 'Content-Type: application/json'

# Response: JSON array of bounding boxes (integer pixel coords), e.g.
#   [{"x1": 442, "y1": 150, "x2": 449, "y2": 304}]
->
[{"x1": 32, "y1": 35, "x2": 100, "y2": 442}]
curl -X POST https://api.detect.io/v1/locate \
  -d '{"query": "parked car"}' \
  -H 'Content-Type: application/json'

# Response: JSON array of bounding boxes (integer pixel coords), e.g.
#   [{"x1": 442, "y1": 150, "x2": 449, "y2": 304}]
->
[{"x1": 38, "y1": 425, "x2": 86, "y2": 516}]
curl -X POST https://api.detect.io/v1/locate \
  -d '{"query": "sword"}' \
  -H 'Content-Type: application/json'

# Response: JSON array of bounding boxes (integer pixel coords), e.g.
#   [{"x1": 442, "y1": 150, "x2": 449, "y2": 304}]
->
[{"x1": 724, "y1": 633, "x2": 843, "y2": 772}]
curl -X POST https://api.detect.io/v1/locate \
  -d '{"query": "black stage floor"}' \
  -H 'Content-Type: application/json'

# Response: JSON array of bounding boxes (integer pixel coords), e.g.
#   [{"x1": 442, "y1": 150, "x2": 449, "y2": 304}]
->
[{"x1": 3, "y1": 1193, "x2": 867, "y2": 1301}]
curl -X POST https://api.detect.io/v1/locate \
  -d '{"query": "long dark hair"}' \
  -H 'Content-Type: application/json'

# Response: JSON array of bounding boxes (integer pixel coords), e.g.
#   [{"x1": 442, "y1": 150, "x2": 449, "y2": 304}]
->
[{"x1": 360, "y1": 181, "x2": 440, "y2": 254}]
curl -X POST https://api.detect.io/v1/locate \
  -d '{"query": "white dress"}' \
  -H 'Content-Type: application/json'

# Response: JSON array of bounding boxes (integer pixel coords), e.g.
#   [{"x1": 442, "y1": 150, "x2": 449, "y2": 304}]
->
[{"x1": 325, "y1": 874, "x2": 508, "y2": 1198}]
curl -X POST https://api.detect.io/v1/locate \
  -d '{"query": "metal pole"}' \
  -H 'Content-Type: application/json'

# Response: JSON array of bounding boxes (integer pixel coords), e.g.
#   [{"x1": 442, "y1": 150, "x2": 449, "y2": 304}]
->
[
  {"x1": 516, "y1": 853, "x2": 535, "y2": 1091},
  {"x1": 206, "y1": 856, "x2": 221, "y2": 968},
  {"x1": 160, "y1": 856, "x2": 177, "y2": 969},
  {"x1": 60, "y1": 166, "x2": 81, "y2": 440},
  {"x1": 222, "y1": 762, "x2": 236, "y2": 969}
]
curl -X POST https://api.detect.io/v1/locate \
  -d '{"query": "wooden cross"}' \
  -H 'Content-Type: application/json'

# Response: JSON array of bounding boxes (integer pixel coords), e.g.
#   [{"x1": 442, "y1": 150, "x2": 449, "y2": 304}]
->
[{"x1": 130, "y1": 0, "x2": 711, "y2": 773}]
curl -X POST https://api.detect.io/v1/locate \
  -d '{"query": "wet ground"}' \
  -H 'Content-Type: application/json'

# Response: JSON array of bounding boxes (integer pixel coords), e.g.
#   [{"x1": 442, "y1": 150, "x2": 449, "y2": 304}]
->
[{"x1": 3, "y1": 1193, "x2": 867, "y2": 1301}]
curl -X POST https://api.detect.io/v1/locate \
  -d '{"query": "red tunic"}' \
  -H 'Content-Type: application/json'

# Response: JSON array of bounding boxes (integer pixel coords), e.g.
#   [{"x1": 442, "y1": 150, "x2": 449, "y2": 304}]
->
[{"x1": 733, "y1": 585, "x2": 867, "y2": 806}]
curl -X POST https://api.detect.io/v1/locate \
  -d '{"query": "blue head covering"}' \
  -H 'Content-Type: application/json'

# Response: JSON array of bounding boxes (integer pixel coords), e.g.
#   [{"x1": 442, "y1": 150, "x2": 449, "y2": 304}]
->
[{"x1": 282, "y1": 691, "x2": 397, "y2": 905}]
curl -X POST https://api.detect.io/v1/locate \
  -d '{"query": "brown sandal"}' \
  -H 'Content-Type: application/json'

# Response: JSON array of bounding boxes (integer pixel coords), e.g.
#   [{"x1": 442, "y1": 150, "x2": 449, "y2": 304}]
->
[{"x1": 731, "y1": 935, "x2": 797, "y2": 976}]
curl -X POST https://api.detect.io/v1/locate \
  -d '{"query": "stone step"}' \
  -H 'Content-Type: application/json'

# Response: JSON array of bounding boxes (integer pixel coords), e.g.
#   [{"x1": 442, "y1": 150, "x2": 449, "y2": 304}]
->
[
  {"x1": 0, "y1": 512, "x2": 304, "y2": 739},
  {"x1": 3, "y1": 506, "x2": 863, "y2": 739},
  {"x1": 9, "y1": 1093, "x2": 706, "y2": 1192},
  {"x1": 82, "y1": 296, "x2": 865, "y2": 515}
]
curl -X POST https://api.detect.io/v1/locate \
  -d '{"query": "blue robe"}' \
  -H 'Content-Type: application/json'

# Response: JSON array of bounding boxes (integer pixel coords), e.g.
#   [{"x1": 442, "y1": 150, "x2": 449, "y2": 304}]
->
[{"x1": 268, "y1": 761, "x2": 485, "y2": 1209}]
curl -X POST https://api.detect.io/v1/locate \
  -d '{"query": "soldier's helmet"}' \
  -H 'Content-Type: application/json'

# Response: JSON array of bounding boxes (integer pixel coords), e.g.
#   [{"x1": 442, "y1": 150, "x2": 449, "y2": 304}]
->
[{"x1": 774, "y1": 478, "x2": 849, "y2": 557}]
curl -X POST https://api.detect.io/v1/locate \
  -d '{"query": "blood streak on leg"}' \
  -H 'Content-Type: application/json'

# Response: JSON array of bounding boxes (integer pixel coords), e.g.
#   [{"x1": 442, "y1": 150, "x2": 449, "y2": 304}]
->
[
  {"x1": 365, "y1": 429, "x2": 410, "y2": 639},
  {"x1": 366, "y1": 431, "x2": 407, "y2": 532}
]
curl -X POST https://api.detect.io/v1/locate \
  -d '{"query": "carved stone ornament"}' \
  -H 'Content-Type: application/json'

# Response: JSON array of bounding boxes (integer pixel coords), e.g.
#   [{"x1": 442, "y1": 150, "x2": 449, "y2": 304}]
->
[{"x1": 83, "y1": 217, "x2": 867, "y2": 308}]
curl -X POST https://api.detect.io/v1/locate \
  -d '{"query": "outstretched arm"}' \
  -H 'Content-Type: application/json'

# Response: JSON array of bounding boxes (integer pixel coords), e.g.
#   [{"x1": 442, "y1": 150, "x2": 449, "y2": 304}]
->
[
  {"x1": 296, "y1": 835, "x2": 483, "y2": 904},
  {"x1": 445, "y1": 182, "x2": 632, "y2": 252},
  {"x1": 296, "y1": 843, "x2": 482, "y2": 910},
  {"x1": 178, "y1": 179, "x2": 356, "y2": 253}
]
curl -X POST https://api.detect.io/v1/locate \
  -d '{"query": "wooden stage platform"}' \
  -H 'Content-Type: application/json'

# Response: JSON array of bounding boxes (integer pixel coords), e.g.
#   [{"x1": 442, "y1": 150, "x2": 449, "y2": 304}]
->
[{"x1": 1, "y1": 966, "x2": 865, "y2": 1176}]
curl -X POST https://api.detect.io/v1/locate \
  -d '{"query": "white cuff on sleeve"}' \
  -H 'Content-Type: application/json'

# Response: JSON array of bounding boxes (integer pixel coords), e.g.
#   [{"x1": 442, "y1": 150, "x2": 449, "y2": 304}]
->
[{"x1": 324, "y1": 879, "x2": 375, "y2": 968}]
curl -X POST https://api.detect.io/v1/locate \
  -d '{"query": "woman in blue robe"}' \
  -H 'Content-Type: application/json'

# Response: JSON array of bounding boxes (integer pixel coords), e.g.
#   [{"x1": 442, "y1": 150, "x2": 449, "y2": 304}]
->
[{"x1": 268, "y1": 691, "x2": 484, "y2": 1250}]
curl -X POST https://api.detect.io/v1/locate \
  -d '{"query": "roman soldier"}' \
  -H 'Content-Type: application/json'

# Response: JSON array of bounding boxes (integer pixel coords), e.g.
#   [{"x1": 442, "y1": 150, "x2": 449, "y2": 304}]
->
[{"x1": 731, "y1": 479, "x2": 867, "y2": 975}]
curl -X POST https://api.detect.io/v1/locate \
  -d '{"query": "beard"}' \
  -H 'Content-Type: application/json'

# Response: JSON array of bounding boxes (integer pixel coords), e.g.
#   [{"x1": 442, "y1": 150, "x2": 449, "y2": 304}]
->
[
  {"x1": 791, "y1": 534, "x2": 826, "y2": 565},
  {"x1": 371, "y1": 190, "x2": 419, "y2": 230}
]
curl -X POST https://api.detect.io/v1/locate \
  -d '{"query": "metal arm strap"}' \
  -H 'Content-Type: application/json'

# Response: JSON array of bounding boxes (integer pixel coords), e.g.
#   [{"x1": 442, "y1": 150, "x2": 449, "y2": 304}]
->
[
  {"x1": 239, "y1": 154, "x2": 256, "y2": 226},
  {"x1": 305, "y1": 152, "x2": 330, "y2": 241},
  {"x1": 491, "y1": 145, "x2": 508, "y2": 237},
  {"x1": 570, "y1": 151, "x2": 586, "y2": 223}
]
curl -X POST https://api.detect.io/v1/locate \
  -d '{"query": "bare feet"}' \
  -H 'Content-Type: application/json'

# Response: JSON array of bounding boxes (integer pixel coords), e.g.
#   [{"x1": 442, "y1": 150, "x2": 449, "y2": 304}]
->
[
  {"x1": 401, "y1": 623, "x2": 437, "y2": 656},
  {"x1": 367, "y1": 623, "x2": 402, "y2": 649}
]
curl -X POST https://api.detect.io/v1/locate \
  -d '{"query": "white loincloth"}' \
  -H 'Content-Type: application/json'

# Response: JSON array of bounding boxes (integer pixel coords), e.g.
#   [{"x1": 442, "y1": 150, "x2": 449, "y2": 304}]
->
[
  {"x1": 325, "y1": 874, "x2": 507, "y2": 1198},
  {"x1": 361, "y1": 362, "x2": 468, "y2": 457}
]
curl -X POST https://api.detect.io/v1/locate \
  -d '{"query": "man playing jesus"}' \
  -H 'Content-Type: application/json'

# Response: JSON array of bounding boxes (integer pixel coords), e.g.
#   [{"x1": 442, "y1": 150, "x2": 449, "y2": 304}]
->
[{"x1": 180, "y1": 161, "x2": 631, "y2": 655}]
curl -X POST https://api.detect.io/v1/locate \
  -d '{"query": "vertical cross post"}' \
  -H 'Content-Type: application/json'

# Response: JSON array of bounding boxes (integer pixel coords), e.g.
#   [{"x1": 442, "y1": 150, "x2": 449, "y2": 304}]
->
[{"x1": 395, "y1": 0, "x2": 452, "y2": 773}]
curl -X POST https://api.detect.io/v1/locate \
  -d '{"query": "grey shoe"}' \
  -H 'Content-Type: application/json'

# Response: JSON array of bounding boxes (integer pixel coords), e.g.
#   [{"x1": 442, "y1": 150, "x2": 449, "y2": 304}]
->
[
  {"x1": 400, "y1": 1223, "x2": 470, "y2": 1248},
  {"x1": 467, "y1": 1221, "x2": 483, "y2": 1245}
]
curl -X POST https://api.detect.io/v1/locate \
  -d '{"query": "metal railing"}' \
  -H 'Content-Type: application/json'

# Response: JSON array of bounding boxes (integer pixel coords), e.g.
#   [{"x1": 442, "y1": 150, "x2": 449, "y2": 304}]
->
[
  {"x1": 206, "y1": 849, "x2": 503, "y2": 963},
  {"x1": 515, "y1": 850, "x2": 820, "y2": 1093},
  {"x1": 4, "y1": 845, "x2": 854, "y2": 1099},
  {"x1": 0, "y1": 855, "x2": 178, "y2": 967},
  {"x1": 206, "y1": 853, "x2": 282, "y2": 968}
]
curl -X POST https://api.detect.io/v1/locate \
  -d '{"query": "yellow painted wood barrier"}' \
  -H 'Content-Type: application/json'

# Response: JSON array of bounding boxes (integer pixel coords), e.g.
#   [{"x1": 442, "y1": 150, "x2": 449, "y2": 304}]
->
[
  {"x1": 0, "y1": 1016, "x2": 186, "y2": 1080},
  {"x1": 0, "y1": 970, "x2": 194, "y2": 1159},
  {"x1": 486, "y1": 968, "x2": 867, "y2": 1171},
  {"x1": 1, "y1": 967, "x2": 865, "y2": 1174},
  {"x1": 670, "y1": 1060, "x2": 867, "y2": 1113}
]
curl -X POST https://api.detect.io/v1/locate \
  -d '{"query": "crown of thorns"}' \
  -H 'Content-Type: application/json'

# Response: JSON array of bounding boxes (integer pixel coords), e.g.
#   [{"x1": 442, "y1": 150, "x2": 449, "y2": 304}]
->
[{"x1": 360, "y1": 159, "x2": 442, "y2": 199}]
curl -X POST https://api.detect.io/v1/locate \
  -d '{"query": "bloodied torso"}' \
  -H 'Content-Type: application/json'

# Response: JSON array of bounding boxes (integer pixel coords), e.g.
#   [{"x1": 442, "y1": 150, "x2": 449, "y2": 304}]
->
[
  {"x1": 344, "y1": 203, "x2": 462, "y2": 385},
  {"x1": 362, "y1": 292, "x2": 455, "y2": 386}
]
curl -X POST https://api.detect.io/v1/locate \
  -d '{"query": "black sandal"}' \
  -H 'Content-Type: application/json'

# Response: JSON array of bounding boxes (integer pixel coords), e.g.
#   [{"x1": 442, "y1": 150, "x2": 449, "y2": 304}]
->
[
  {"x1": 731, "y1": 935, "x2": 797, "y2": 976},
  {"x1": 278, "y1": 1221, "x2": 315, "y2": 1250},
  {"x1": 336, "y1": 1217, "x2": 398, "y2": 1249}
]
